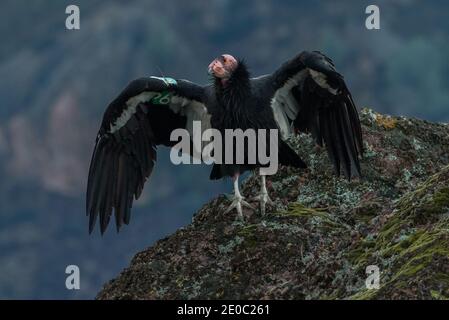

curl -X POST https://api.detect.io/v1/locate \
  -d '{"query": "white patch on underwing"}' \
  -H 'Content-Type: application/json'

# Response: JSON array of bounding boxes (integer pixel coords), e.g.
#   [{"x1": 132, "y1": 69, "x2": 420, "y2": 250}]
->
[
  {"x1": 110, "y1": 91, "x2": 158, "y2": 133},
  {"x1": 171, "y1": 97, "x2": 211, "y2": 156},
  {"x1": 170, "y1": 96, "x2": 211, "y2": 137},
  {"x1": 109, "y1": 90, "x2": 210, "y2": 159},
  {"x1": 308, "y1": 69, "x2": 338, "y2": 94},
  {"x1": 271, "y1": 68, "x2": 340, "y2": 140},
  {"x1": 271, "y1": 69, "x2": 307, "y2": 139}
]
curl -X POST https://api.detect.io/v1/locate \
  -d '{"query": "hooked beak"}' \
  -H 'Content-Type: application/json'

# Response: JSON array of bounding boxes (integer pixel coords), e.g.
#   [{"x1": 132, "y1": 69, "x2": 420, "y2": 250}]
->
[{"x1": 208, "y1": 57, "x2": 226, "y2": 78}]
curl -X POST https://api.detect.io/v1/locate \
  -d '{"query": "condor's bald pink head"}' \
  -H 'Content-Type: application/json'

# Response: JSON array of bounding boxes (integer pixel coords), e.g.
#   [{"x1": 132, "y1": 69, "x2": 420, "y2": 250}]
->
[{"x1": 208, "y1": 54, "x2": 238, "y2": 80}]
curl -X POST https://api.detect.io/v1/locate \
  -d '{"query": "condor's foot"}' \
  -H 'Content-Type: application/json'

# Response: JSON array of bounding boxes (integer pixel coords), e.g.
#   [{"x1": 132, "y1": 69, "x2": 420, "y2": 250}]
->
[
  {"x1": 225, "y1": 195, "x2": 255, "y2": 221},
  {"x1": 251, "y1": 192, "x2": 274, "y2": 216},
  {"x1": 225, "y1": 173, "x2": 255, "y2": 221},
  {"x1": 250, "y1": 174, "x2": 274, "y2": 216}
]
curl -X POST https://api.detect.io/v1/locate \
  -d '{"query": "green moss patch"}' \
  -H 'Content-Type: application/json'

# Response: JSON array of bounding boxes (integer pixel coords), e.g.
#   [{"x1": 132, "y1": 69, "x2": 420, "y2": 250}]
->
[{"x1": 347, "y1": 166, "x2": 449, "y2": 299}]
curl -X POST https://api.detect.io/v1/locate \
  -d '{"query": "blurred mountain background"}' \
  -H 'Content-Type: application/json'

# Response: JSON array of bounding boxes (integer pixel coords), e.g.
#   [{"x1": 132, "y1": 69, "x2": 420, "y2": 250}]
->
[{"x1": 0, "y1": 0, "x2": 448, "y2": 299}]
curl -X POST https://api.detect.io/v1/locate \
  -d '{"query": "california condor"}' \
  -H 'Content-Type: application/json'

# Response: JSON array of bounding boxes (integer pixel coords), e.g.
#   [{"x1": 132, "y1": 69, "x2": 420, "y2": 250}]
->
[{"x1": 86, "y1": 51, "x2": 363, "y2": 234}]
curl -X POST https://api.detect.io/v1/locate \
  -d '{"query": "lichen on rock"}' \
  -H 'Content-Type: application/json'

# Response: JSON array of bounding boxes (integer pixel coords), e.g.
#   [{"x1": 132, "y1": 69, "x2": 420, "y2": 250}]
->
[{"x1": 96, "y1": 109, "x2": 449, "y2": 300}]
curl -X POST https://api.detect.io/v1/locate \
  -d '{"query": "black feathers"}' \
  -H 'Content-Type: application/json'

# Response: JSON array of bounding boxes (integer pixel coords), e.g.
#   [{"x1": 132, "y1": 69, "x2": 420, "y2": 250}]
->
[
  {"x1": 299, "y1": 76, "x2": 363, "y2": 178},
  {"x1": 86, "y1": 104, "x2": 157, "y2": 234}
]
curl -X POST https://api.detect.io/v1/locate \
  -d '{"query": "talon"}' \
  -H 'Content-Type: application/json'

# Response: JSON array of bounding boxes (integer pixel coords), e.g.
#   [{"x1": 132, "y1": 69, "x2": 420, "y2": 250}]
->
[
  {"x1": 251, "y1": 193, "x2": 272, "y2": 216},
  {"x1": 252, "y1": 193, "x2": 273, "y2": 205},
  {"x1": 225, "y1": 195, "x2": 254, "y2": 220},
  {"x1": 225, "y1": 174, "x2": 255, "y2": 221},
  {"x1": 251, "y1": 174, "x2": 274, "y2": 216},
  {"x1": 241, "y1": 199, "x2": 255, "y2": 210}
]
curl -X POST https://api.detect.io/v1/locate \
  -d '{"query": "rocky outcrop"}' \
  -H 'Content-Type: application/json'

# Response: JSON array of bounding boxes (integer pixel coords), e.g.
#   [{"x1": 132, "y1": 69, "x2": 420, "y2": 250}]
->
[{"x1": 97, "y1": 108, "x2": 449, "y2": 299}]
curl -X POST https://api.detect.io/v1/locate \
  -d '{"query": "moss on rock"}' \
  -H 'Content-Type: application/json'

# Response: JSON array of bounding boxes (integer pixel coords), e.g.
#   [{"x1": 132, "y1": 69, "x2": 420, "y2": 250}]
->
[{"x1": 347, "y1": 166, "x2": 449, "y2": 299}]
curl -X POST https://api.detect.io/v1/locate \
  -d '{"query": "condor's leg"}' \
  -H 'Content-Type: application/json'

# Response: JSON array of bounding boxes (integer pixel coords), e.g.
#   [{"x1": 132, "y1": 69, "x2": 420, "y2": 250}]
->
[
  {"x1": 251, "y1": 174, "x2": 274, "y2": 216},
  {"x1": 225, "y1": 173, "x2": 254, "y2": 221}
]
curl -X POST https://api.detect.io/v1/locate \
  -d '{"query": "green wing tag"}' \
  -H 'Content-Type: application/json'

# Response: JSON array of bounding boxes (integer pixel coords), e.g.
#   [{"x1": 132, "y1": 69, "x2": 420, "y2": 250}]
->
[
  {"x1": 149, "y1": 76, "x2": 176, "y2": 105},
  {"x1": 151, "y1": 91, "x2": 172, "y2": 105},
  {"x1": 150, "y1": 76, "x2": 177, "y2": 86}
]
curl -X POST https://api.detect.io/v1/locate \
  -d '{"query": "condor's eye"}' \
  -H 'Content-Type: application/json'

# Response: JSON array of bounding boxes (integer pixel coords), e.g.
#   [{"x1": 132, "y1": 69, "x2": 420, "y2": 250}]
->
[{"x1": 222, "y1": 56, "x2": 227, "y2": 63}]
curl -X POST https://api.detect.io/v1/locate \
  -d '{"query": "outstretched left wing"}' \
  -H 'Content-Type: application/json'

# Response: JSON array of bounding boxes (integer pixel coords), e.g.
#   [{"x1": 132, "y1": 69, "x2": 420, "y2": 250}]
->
[
  {"x1": 87, "y1": 77, "x2": 209, "y2": 234},
  {"x1": 259, "y1": 51, "x2": 363, "y2": 178}
]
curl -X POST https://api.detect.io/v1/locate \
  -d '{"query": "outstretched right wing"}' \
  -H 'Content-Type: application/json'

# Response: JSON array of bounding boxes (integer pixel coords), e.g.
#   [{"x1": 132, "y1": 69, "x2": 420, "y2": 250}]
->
[
  {"x1": 258, "y1": 51, "x2": 363, "y2": 178},
  {"x1": 86, "y1": 77, "x2": 210, "y2": 234}
]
